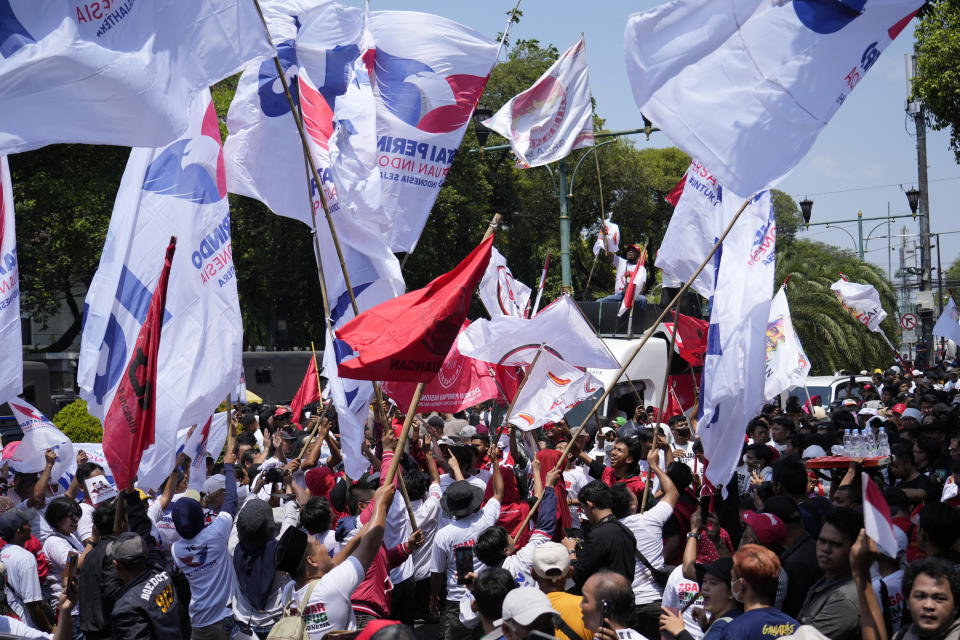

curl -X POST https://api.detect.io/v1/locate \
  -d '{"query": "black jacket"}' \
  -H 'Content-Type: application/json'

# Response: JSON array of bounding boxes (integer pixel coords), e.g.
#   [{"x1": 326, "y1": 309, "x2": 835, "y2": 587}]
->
[
  {"x1": 572, "y1": 515, "x2": 637, "y2": 590},
  {"x1": 111, "y1": 569, "x2": 183, "y2": 640}
]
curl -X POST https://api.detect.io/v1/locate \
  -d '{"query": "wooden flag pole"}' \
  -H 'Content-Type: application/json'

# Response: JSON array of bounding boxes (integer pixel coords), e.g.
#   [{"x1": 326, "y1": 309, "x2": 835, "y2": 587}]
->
[
  {"x1": 384, "y1": 383, "x2": 427, "y2": 486},
  {"x1": 640, "y1": 305, "x2": 680, "y2": 513},
  {"x1": 396, "y1": 471, "x2": 419, "y2": 531},
  {"x1": 509, "y1": 196, "x2": 754, "y2": 538},
  {"x1": 530, "y1": 252, "x2": 552, "y2": 317},
  {"x1": 483, "y1": 213, "x2": 502, "y2": 241},
  {"x1": 500, "y1": 343, "x2": 547, "y2": 432}
]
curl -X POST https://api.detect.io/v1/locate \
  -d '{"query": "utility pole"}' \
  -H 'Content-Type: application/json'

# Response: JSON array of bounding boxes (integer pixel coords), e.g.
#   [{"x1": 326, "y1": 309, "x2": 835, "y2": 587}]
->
[{"x1": 908, "y1": 52, "x2": 934, "y2": 367}]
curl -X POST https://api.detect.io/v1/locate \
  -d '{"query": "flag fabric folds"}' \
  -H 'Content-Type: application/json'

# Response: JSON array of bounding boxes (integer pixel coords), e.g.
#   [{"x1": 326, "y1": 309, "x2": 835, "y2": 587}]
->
[
  {"x1": 458, "y1": 294, "x2": 619, "y2": 370},
  {"x1": 764, "y1": 287, "x2": 811, "y2": 401},
  {"x1": 662, "y1": 314, "x2": 710, "y2": 368},
  {"x1": 78, "y1": 92, "x2": 245, "y2": 491},
  {"x1": 102, "y1": 239, "x2": 174, "y2": 491},
  {"x1": 369, "y1": 10, "x2": 499, "y2": 251},
  {"x1": 506, "y1": 351, "x2": 602, "y2": 431},
  {"x1": 592, "y1": 219, "x2": 620, "y2": 256},
  {"x1": 624, "y1": 0, "x2": 923, "y2": 196},
  {"x1": 290, "y1": 356, "x2": 321, "y2": 426},
  {"x1": 482, "y1": 35, "x2": 594, "y2": 168},
  {"x1": 0, "y1": 0, "x2": 273, "y2": 154},
  {"x1": 478, "y1": 247, "x2": 532, "y2": 318},
  {"x1": 831, "y1": 278, "x2": 888, "y2": 332},
  {"x1": 656, "y1": 160, "x2": 730, "y2": 298},
  {"x1": 336, "y1": 236, "x2": 494, "y2": 382},
  {"x1": 0, "y1": 156, "x2": 21, "y2": 402},
  {"x1": 8, "y1": 398, "x2": 74, "y2": 484},
  {"x1": 699, "y1": 190, "x2": 777, "y2": 491},
  {"x1": 933, "y1": 297, "x2": 960, "y2": 344},
  {"x1": 381, "y1": 321, "x2": 521, "y2": 414},
  {"x1": 618, "y1": 250, "x2": 646, "y2": 317},
  {"x1": 184, "y1": 412, "x2": 229, "y2": 492},
  {"x1": 862, "y1": 472, "x2": 899, "y2": 559}
]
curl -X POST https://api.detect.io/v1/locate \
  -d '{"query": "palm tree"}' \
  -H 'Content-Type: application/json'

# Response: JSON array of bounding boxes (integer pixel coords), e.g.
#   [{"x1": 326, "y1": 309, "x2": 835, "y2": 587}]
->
[{"x1": 776, "y1": 240, "x2": 900, "y2": 375}]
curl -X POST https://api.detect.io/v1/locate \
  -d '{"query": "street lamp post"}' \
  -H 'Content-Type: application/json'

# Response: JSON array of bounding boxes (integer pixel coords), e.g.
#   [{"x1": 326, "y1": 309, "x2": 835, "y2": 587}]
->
[{"x1": 802, "y1": 200, "x2": 916, "y2": 261}]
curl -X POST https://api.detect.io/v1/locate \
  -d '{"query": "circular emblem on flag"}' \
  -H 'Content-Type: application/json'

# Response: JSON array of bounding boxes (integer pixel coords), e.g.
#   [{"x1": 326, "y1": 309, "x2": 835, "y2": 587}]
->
[
  {"x1": 793, "y1": 0, "x2": 867, "y2": 35},
  {"x1": 436, "y1": 349, "x2": 466, "y2": 390},
  {"x1": 496, "y1": 266, "x2": 522, "y2": 315},
  {"x1": 510, "y1": 76, "x2": 567, "y2": 152}
]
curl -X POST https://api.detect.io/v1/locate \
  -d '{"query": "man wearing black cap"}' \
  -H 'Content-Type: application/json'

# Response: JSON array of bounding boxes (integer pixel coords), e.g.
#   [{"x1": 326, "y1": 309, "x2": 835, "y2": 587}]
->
[
  {"x1": 660, "y1": 558, "x2": 741, "y2": 639},
  {"x1": 0, "y1": 507, "x2": 50, "y2": 632},
  {"x1": 110, "y1": 531, "x2": 182, "y2": 638},
  {"x1": 430, "y1": 448, "x2": 504, "y2": 640},
  {"x1": 274, "y1": 481, "x2": 396, "y2": 639}
]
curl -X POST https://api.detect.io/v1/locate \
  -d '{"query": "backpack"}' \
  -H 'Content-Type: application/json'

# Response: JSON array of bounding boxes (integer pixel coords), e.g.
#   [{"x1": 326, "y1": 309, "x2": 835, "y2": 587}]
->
[{"x1": 267, "y1": 579, "x2": 320, "y2": 640}]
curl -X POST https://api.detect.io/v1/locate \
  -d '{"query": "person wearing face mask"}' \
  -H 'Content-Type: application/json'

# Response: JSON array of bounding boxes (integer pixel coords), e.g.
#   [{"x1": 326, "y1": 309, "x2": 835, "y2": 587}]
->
[
  {"x1": 669, "y1": 417, "x2": 697, "y2": 475},
  {"x1": 708, "y1": 545, "x2": 798, "y2": 639}
]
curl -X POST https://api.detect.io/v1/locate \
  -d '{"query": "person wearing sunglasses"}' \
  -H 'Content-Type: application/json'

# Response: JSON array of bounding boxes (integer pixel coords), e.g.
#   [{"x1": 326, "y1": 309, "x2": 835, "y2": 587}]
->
[{"x1": 42, "y1": 496, "x2": 85, "y2": 632}]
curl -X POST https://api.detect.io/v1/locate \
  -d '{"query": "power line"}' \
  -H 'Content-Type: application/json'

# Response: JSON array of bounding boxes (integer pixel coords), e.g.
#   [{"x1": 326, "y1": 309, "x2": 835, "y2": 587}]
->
[{"x1": 792, "y1": 175, "x2": 960, "y2": 198}]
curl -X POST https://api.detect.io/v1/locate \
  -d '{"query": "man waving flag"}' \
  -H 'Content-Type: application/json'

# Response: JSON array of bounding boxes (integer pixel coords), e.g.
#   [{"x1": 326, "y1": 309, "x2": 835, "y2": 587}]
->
[{"x1": 618, "y1": 247, "x2": 646, "y2": 317}]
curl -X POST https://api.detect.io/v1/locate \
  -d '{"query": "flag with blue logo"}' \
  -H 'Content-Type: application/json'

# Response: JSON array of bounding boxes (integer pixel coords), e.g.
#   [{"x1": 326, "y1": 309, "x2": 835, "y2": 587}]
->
[
  {"x1": 698, "y1": 190, "x2": 776, "y2": 492},
  {"x1": 0, "y1": 155, "x2": 20, "y2": 402},
  {"x1": 8, "y1": 398, "x2": 73, "y2": 484},
  {"x1": 0, "y1": 0, "x2": 273, "y2": 154},
  {"x1": 184, "y1": 412, "x2": 229, "y2": 492},
  {"x1": 764, "y1": 287, "x2": 811, "y2": 401},
  {"x1": 624, "y1": 0, "x2": 924, "y2": 197},
  {"x1": 77, "y1": 90, "x2": 244, "y2": 491}
]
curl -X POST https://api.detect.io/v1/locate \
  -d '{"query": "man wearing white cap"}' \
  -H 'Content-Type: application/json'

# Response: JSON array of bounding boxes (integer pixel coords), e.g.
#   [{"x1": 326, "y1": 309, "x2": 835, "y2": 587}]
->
[
  {"x1": 531, "y1": 543, "x2": 591, "y2": 640},
  {"x1": 498, "y1": 587, "x2": 558, "y2": 640}
]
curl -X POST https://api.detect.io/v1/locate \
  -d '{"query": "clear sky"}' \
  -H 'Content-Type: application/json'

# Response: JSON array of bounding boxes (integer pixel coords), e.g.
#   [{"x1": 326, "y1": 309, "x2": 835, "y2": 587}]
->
[{"x1": 358, "y1": 0, "x2": 959, "y2": 294}]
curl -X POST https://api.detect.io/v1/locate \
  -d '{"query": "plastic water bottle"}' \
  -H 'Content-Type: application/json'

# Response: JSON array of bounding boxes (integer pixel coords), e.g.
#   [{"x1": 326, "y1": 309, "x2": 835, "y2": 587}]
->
[
  {"x1": 842, "y1": 429, "x2": 853, "y2": 456},
  {"x1": 851, "y1": 429, "x2": 863, "y2": 457},
  {"x1": 863, "y1": 429, "x2": 877, "y2": 457},
  {"x1": 877, "y1": 427, "x2": 890, "y2": 457}
]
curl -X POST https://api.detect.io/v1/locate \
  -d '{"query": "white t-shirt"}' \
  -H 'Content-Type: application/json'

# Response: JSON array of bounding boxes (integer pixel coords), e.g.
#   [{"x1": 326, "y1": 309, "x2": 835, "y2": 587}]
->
[
  {"x1": 0, "y1": 614, "x2": 50, "y2": 638},
  {"x1": 15, "y1": 500, "x2": 51, "y2": 543},
  {"x1": 76, "y1": 502, "x2": 95, "y2": 544},
  {"x1": 499, "y1": 531, "x2": 551, "y2": 589},
  {"x1": 314, "y1": 530, "x2": 342, "y2": 559},
  {"x1": 1, "y1": 543, "x2": 41, "y2": 628},
  {"x1": 563, "y1": 466, "x2": 591, "y2": 526},
  {"x1": 439, "y1": 470, "x2": 491, "y2": 495},
  {"x1": 412, "y1": 483, "x2": 443, "y2": 581},
  {"x1": 430, "y1": 498, "x2": 501, "y2": 602},
  {"x1": 942, "y1": 477, "x2": 958, "y2": 502},
  {"x1": 41, "y1": 532, "x2": 83, "y2": 605},
  {"x1": 172, "y1": 510, "x2": 235, "y2": 627},
  {"x1": 661, "y1": 565, "x2": 703, "y2": 640},
  {"x1": 671, "y1": 441, "x2": 697, "y2": 475},
  {"x1": 872, "y1": 570, "x2": 905, "y2": 635},
  {"x1": 285, "y1": 556, "x2": 365, "y2": 640},
  {"x1": 613, "y1": 256, "x2": 646, "y2": 296},
  {"x1": 734, "y1": 464, "x2": 773, "y2": 496},
  {"x1": 620, "y1": 500, "x2": 673, "y2": 604}
]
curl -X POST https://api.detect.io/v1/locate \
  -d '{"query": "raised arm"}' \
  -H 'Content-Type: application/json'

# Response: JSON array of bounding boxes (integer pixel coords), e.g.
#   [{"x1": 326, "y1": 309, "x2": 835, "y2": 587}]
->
[
  {"x1": 490, "y1": 445, "x2": 504, "y2": 503},
  {"x1": 648, "y1": 446, "x2": 678, "y2": 507},
  {"x1": 852, "y1": 529, "x2": 888, "y2": 640},
  {"x1": 32, "y1": 449, "x2": 57, "y2": 507}
]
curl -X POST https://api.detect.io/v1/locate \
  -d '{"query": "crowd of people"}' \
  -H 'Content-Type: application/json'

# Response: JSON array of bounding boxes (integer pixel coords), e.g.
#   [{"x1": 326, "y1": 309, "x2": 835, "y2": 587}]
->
[{"x1": 2, "y1": 366, "x2": 960, "y2": 640}]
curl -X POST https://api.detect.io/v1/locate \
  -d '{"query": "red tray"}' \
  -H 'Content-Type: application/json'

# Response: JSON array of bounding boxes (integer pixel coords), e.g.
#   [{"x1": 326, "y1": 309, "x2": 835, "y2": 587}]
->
[{"x1": 805, "y1": 456, "x2": 890, "y2": 469}]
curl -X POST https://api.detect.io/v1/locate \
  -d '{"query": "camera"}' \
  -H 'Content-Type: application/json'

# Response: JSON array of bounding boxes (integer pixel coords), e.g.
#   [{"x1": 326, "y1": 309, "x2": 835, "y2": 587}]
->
[{"x1": 263, "y1": 466, "x2": 288, "y2": 484}]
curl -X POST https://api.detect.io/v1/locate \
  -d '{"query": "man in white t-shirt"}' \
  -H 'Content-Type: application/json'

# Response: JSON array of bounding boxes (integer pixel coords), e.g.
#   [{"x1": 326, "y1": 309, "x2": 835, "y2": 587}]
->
[
  {"x1": 661, "y1": 565, "x2": 704, "y2": 640},
  {"x1": 597, "y1": 244, "x2": 647, "y2": 306},
  {"x1": 172, "y1": 449, "x2": 239, "y2": 639},
  {"x1": 0, "y1": 508, "x2": 50, "y2": 631},
  {"x1": 431, "y1": 449, "x2": 504, "y2": 640},
  {"x1": 274, "y1": 481, "x2": 396, "y2": 640}
]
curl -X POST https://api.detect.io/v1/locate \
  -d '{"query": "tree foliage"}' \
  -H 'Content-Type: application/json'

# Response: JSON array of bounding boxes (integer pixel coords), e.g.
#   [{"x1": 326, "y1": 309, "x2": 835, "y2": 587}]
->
[
  {"x1": 52, "y1": 399, "x2": 103, "y2": 444},
  {"x1": 914, "y1": 0, "x2": 960, "y2": 162},
  {"x1": 776, "y1": 240, "x2": 899, "y2": 375}
]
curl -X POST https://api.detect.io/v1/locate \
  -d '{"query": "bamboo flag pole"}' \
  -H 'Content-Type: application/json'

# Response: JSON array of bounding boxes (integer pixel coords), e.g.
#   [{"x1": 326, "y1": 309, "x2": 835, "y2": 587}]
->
[
  {"x1": 502, "y1": 344, "x2": 546, "y2": 427},
  {"x1": 640, "y1": 304, "x2": 680, "y2": 513},
  {"x1": 530, "y1": 252, "x2": 552, "y2": 317},
  {"x1": 584, "y1": 146, "x2": 611, "y2": 297},
  {"x1": 383, "y1": 383, "x2": 426, "y2": 486},
  {"x1": 508, "y1": 196, "x2": 755, "y2": 538}
]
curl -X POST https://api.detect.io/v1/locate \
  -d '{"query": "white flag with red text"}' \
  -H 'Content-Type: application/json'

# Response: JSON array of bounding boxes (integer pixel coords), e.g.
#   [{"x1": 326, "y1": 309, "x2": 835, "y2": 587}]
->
[
  {"x1": 507, "y1": 350, "x2": 602, "y2": 431},
  {"x1": 0, "y1": 156, "x2": 21, "y2": 402},
  {"x1": 478, "y1": 247, "x2": 532, "y2": 318},
  {"x1": 483, "y1": 35, "x2": 594, "y2": 168},
  {"x1": 831, "y1": 278, "x2": 887, "y2": 333}
]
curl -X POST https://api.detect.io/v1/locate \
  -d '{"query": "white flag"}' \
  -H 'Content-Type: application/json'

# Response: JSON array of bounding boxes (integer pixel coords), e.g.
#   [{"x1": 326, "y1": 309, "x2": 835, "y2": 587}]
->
[
  {"x1": 0, "y1": 156, "x2": 21, "y2": 402},
  {"x1": 592, "y1": 219, "x2": 620, "y2": 256},
  {"x1": 699, "y1": 190, "x2": 776, "y2": 491},
  {"x1": 458, "y1": 294, "x2": 619, "y2": 370},
  {"x1": 78, "y1": 91, "x2": 244, "y2": 491},
  {"x1": 483, "y1": 35, "x2": 594, "y2": 168},
  {"x1": 656, "y1": 160, "x2": 733, "y2": 297},
  {"x1": 624, "y1": 0, "x2": 923, "y2": 196},
  {"x1": 764, "y1": 288, "x2": 811, "y2": 401},
  {"x1": 8, "y1": 398, "x2": 73, "y2": 485},
  {"x1": 478, "y1": 247, "x2": 532, "y2": 318},
  {"x1": 56, "y1": 443, "x2": 114, "y2": 492},
  {"x1": 831, "y1": 279, "x2": 888, "y2": 333},
  {"x1": 862, "y1": 472, "x2": 899, "y2": 559},
  {"x1": 507, "y1": 351, "x2": 602, "y2": 431},
  {"x1": 0, "y1": 0, "x2": 273, "y2": 154},
  {"x1": 933, "y1": 297, "x2": 960, "y2": 345},
  {"x1": 184, "y1": 412, "x2": 229, "y2": 491}
]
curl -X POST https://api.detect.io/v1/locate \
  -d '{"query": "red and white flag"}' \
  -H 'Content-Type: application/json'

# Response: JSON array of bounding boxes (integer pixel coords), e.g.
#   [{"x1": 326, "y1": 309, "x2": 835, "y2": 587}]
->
[
  {"x1": 102, "y1": 239, "x2": 175, "y2": 490},
  {"x1": 290, "y1": 356, "x2": 321, "y2": 427},
  {"x1": 483, "y1": 35, "x2": 594, "y2": 168},
  {"x1": 618, "y1": 249, "x2": 646, "y2": 317},
  {"x1": 0, "y1": 156, "x2": 20, "y2": 402},
  {"x1": 184, "y1": 412, "x2": 228, "y2": 492},
  {"x1": 862, "y1": 471, "x2": 898, "y2": 559},
  {"x1": 8, "y1": 398, "x2": 73, "y2": 484},
  {"x1": 507, "y1": 350, "x2": 602, "y2": 431}
]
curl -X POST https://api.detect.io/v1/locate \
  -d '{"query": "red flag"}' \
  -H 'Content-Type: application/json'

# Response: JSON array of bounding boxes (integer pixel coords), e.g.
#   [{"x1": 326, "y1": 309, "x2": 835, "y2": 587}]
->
[
  {"x1": 663, "y1": 314, "x2": 710, "y2": 367},
  {"x1": 665, "y1": 172, "x2": 687, "y2": 207},
  {"x1": 381, "y1": 321, "x2": 521, "y2": 413},
  {"x1": 290, "y1": 355, "x2": 320, "y2": 427},
  {"x1": 618, "y1": 249, "x2": 646, "y2": 317},
  {"x1": 102, "y1": 238, "x2": 176, "y2": 490},
  {"x1": 337, "y1": 236, "x2": 494, "y2": 382}
]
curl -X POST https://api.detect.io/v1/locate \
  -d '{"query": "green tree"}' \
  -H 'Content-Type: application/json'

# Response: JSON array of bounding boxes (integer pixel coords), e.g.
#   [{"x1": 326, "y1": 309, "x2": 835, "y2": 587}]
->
[
  {"x1": 914, "y1": 0, "x2": 960, "y2": 162},
  {"x1": 776, "y1": 240, "x2": 899, "y2": 374},
  {"x1": 52, "y1": 399, "x2": 103, "y2": 443}
]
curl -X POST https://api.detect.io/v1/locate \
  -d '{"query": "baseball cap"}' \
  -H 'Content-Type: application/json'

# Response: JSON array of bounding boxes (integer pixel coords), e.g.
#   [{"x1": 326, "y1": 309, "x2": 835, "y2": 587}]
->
[
  {"x1": 694, "y1": 557, "x2": 734, "y2": 585},
  {"x1": 901, "y1": 408, "x2": 923, "y2": 422},
  {"x1": 202, "y1": 474, "x2": 226, "y2": 495},
  {"x1": 802, "y1": 445, "x2": 827, "y2": 460},
  {"x1": 599, "y1": 426, "x2": 614, "y2": 435},
  {"x1": 891, "y1": 403, "x2": 907, "y2": 415},
  {"x1": 437, "y1": 436, "x2": 457, "y2": 447},
  {"x1": 274, "y1": 406, "x2": 291, "y2": 417},
  {"x1": 460, "y1": 426, "x2": 478, "y2": 440},
  {"x1": 532, "y1": 542, "x2": 570, "y2": 579},
  {"x1": 613, "y1": 417, "x2": 627, "y2": 427},
  {"x1": 0, "y1": 508, "x2": 32, "y2": 540},
  {"x1": 180, "y1": 489, "x2": 202, "y2": 503},
  {"x1": 741, "y1": 510, "x2": 786, "y2": 546},
  {"x1": 841, "y1": 398, "x2": 859, "y2": 408},
  {"x1": 108, "y1": 532, "x2": 148, "y2": 565},
  {"x1": 497, "y1": 587, "x2": 557, "y2": 627}
]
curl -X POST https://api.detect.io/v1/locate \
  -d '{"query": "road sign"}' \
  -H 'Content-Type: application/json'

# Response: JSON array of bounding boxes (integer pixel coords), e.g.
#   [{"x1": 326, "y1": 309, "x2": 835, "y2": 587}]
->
[{"x1": 900, "y1": 313, "x2": 918, "y2": 330}]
